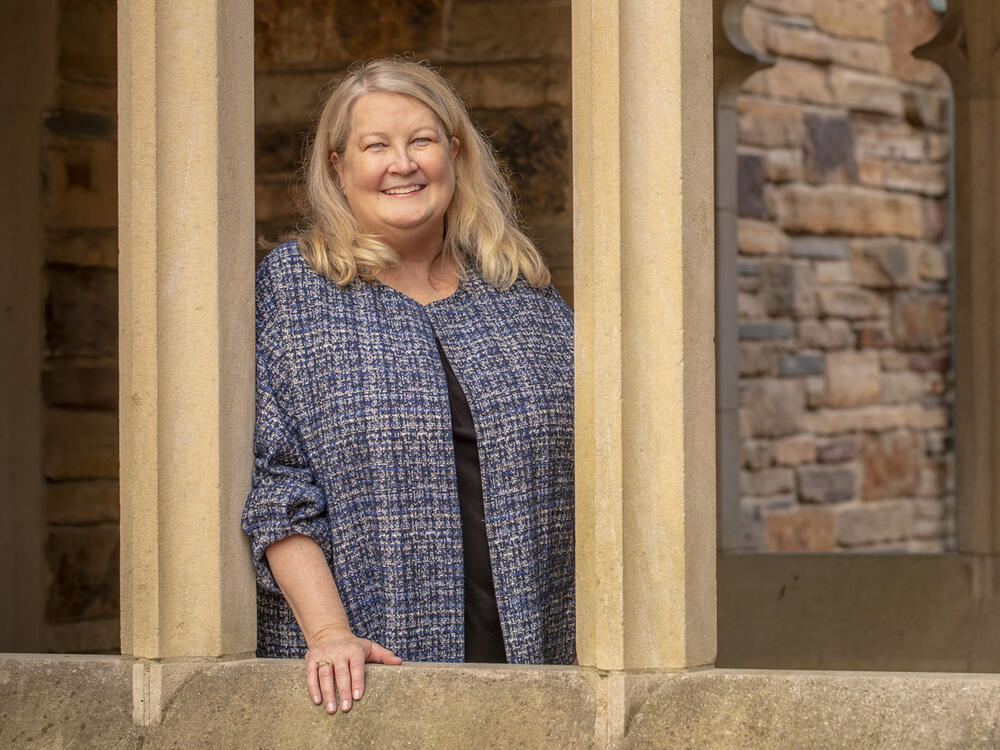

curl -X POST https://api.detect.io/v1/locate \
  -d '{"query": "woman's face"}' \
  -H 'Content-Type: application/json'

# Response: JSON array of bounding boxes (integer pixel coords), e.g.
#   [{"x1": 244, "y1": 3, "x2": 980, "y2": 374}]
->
[{"x1": 332, "y1": 92, "x2": 459, "y2": 250}]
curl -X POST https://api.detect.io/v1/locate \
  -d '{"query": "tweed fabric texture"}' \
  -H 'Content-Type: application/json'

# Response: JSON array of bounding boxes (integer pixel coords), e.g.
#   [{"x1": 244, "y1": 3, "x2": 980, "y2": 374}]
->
[{"x1": 242, "y1": 242, "x2": 575, "y2": 664}]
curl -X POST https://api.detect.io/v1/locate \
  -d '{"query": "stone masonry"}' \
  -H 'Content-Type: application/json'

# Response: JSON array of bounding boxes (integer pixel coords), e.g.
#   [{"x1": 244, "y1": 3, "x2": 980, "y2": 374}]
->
[{"x1": 735, "y1": 0, "x2": 955, "y2": 552}]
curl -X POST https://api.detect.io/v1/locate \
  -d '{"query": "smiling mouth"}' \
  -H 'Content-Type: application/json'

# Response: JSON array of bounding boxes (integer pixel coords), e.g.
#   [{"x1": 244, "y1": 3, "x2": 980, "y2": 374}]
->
[{"x1": 382, "y1": 184, "x2": 425, "y2": 196}]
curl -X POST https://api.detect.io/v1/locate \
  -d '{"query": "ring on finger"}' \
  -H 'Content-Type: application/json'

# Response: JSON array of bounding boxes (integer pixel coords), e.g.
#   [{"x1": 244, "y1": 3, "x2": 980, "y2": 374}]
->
[{"x1": 315, "y1": 659, "x2": 331, "y2": 668}]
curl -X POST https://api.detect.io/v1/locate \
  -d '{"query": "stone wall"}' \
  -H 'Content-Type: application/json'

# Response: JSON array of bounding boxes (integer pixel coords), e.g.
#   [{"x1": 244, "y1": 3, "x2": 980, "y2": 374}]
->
[
  {"x1": 41, "y1": 0, "x2": 120, "y2": 652},
  {"x1": 735, "y1": 0, "x2": 955, "y2": 552},
  {"x1": 253, "y1": 0, "x2": 574, "y2": 301}
]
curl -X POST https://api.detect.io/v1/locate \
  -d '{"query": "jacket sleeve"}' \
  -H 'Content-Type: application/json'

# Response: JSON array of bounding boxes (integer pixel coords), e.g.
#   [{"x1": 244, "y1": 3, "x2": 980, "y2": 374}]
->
[{"x1": 241, "y1": 256, "x2": 332, "y2": 594}]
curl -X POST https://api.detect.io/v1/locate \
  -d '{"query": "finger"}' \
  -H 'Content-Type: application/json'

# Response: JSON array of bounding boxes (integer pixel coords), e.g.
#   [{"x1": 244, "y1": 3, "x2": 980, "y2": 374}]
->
[
  {"x1": 368, "y1": 642, "x2": 403, "y2": 665},
  {"x1": 349, "y1": 650, "x2": 366, "y2": 701},
  {"x1": 333, "y1": 655, "x2": 354, "y2": 712},
  {"x1": 318, "y1": 662, "x2": 337, "y2": 714},
  {"x1": 306, "y1": 659, "x2": 322, "y2": 705}
]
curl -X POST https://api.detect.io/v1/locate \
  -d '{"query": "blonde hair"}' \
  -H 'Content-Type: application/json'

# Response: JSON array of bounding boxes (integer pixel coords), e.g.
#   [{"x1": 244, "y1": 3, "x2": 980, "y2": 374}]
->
[{"x1": 296, "y1": 58, "x2": 550, "y2": 289}]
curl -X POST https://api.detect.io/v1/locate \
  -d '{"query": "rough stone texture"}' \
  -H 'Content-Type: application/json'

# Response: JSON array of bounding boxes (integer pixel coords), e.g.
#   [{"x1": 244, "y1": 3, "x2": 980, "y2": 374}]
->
[
  {"x1": 762, "y1": 262, "x2": 817, "y2": 316},
  {"x1": 836, "y1": 501, "x2": 914, "y2": 546},
  {"x1": 764, "y1": 508, "x2": 836, "y2": 551},
  {"x1": 627, "y1": 670, "x2": 1000, "y2": 749},
  {"x1": 861, "y1": 430, "x2": 920, "y2": 499},
  {"x1": 741, "y1": 380, "x2": 806, "y2": 438},
  {"x1": 825, "y1": 350, "x2": 881, "y2": 408},
  {"x1": 45, "y1": 524, "x2": 119, "y2": 622},
  {"x1": 797, "y1": 465, "x2": 857, "y2": 503},
  {"x1": 7, "y1": 657, "x2": 1000, "y2": 749},
  {"x1": 43, "y1": 409, "x2": 117, "y2": 481}
]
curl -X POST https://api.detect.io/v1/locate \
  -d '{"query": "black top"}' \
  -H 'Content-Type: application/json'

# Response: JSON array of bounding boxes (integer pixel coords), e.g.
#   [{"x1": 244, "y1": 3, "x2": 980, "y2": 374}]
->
[{"x1": 434, "y1": 337, "x2": 508, "y2": 663}]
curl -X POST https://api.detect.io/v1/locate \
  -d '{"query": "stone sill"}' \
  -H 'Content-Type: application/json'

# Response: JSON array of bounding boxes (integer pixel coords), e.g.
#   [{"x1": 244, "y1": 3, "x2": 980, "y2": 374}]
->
[{"x1": 3, "y1": 655, "x2": 1000, "y2": 748}]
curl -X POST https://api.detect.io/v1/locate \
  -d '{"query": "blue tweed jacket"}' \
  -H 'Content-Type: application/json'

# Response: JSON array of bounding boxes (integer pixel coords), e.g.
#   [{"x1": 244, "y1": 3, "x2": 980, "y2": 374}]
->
[{"x1": 241, "y1": 242, "x2": 575, "y2": 664}]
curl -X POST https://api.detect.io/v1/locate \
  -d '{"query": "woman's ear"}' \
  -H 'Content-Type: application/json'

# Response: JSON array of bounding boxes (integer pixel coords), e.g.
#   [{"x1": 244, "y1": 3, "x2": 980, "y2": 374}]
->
[{"x1": 450, "y1": 136, "x2": 460, "y2": 160}]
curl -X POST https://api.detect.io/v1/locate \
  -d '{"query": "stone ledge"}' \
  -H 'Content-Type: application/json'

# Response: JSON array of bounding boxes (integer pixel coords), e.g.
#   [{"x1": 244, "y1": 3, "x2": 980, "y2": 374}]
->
[{"x1": 3, "y1": 655, "x2": 1000, "y2": 748}]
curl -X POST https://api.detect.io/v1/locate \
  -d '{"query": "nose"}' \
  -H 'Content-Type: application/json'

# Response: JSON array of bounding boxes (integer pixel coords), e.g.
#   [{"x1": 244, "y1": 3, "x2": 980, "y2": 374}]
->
[{"x1": 387, "y1": 144, "x2": 417, "y2": 174}]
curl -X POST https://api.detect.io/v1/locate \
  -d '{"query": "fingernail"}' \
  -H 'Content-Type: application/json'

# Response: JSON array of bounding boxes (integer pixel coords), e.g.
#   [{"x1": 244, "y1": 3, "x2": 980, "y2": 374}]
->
[
  {"x1": 326, "y1": 701, "x2": 335, "y2": 713},
  {"x1": 354, "y1": 689, "x2": 361, "y2": 700},
  {"x1": 342, "y1": 699, "x2": 350, "y2": 712},
  {"x1": 313, "y1": 694, "x2": 321, "y2": 705}
]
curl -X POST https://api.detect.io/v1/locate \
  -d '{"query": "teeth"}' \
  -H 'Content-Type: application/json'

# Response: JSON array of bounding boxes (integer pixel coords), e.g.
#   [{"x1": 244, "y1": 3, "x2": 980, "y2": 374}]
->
[{"x1": 383, "y1": 185, "x2": 422, "y2": 195}]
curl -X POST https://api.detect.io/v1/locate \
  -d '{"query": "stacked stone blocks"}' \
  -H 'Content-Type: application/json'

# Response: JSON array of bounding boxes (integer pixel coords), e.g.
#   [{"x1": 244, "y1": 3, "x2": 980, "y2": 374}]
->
[{"x1": 736, "y1": 0, "x2": 954, "y2": 552}]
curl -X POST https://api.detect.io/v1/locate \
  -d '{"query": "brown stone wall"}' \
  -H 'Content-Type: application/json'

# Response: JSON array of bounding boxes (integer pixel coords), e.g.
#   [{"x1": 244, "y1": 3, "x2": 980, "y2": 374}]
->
[
  {"x1": 41, "y1": 0, "x2": 120, "y2": 651},
  {"x1": 735, "y1": 0, "x2": 955, "y2": 552},
  {"x1": 253, "y1": 0, "x2": 574, "y2": 301}
]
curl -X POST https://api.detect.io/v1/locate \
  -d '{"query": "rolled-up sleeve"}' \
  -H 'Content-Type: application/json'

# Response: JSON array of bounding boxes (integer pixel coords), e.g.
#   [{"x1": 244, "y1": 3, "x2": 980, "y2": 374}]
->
[{"x1": 241, "y1": 260, "x2": 332, "y2": 593}]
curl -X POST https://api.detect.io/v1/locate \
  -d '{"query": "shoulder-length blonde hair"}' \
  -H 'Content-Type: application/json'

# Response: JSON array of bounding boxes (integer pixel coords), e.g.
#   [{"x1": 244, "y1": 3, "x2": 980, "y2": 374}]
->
[{"x1": 297, "y1": 58, "x2": 550, "y2": 290}]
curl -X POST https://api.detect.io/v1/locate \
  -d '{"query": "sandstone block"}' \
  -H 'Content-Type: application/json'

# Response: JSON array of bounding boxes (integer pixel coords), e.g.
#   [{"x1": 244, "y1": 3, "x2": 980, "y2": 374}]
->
[
  {"x1": 861, "y1": 430, "x2": 920, "y2": 499},
  {"x1": 742, "y1": 379, "x2": 806, "y2": 438},
  {"x1": 797, "y1": 465, "x2": 857, "y2": 503},
  {"x1": 798, "y1": 319, "x2": 855, "y2": 350},
  {"x1": 255, "y1": 180, "x2": 299, "y2": 224},
  {"x1": 829, "y1": 68, "x2": 904, "y2": 117},
  {"x1": 880, "y1": 349, "x2": 910, "y2": 371},
  {"x1": 740, "y1": 342, "x2": 778, "y2": 376},
  {"x1": 926, "y1": 133, "x2": 949, "y2": 161},
  {"x1": 922, "y1": 198, "x2": 948, "y2": 241},
  {"x1": 58, "y1": 0, "x2": 116, "y2": 80},
  {"x1": 880, "y1": 371, "x2": 926, "y2": 404},
  {"x1": 854, "y1": 122, "x2": 925, "y2": 161},
  {"x1": 255, "y1": 0, "x2": 345, "y2": 66},
  {"x1": 884, "y1": 161, "x2": 948, "y2": 197},
  {"x1": 743, "y1": 59, "x2": 834, "y2": 105},
  {"x1": 765, "y1": 148, "x2": 804, "y2": 183},
  {"x1": 45, "y1": 265, "x2": 117, "y2": 358},
  {"x1": 762, "y1": 262, "x2": 817, "y2": 316},
  {"x1": 764, "y1": 508, "x2": 836, "y2": 552},
  {"x1": 739, "y1": 320, "x2": 796, "y2": 341},
  {"x1": 742, "y1": 440, "x2": 775, "y2": 471},
  {"x1": 45, "y1": 524, "x2": 119, "y2": 622},
  {"x1": 907, "y1": 352, "x2": 950, "y2": 373},
  {"x1": 44, "y1": 409, "x2": 117, "y2": 480},
  {"x1": 774, "y1": 434, "x2": 817, "y2": 465},
  {"x1": 738, "y1": 153, "x2": 767, "y2": 219},
  {"x1": 919, "y1": 245, "x2": 949, "y2": 281},
  {"x1": 742, "y1": 6, "x2": 768, "y2": 54},
  {"x1": 779, "y1": 354, "x2": 825, "y2": 377},
  {"x1": 817, "y1": 438, "x2": 858, "y2": 463},
  {"x1": 815, "y1": 261, "x2": 851, "y2": 285},
  {"x1": 892, "y1": 292, "x2": 949, "y2": 350},
  {"x1": 916, "y1": 458, "x2": 950, "y2": 498},
  {"x1": 738, "y1": 97, "x2": 806, "y2": 148},
  {"x1": 911, "y1": 498, "x2": 948, "y2": 538},
  {"x1": 443, "y1": 61, "x2": 571, "y2": 110},
  {"x1": 925, "y1": 430, "x2": 950, "y2": 456},
  {"x1": 738, "y1": 218, "x2": 790, "y2": 256},
  {"x1": 42, "y1": 365, "x2": 117, "y2": 410},
  {"x1": 776, "y1": 185, "x2": 924, "y2": 238},
  {"x1": 749, "y1": 0, "x2": 815, "y2": 15},
  {"x1": 766, "y1": 25, "x2": 832, "y2": 63},
  {"x1": 448, "y1": 1, "x2": 569, "y2": 62},
  {"x1": 836, "y1": 501, "x2": 914, "y2": 547},
  {"x1": 804, "y1": 112, "x2": 857, "y2": 182},
  {"x1": 855, "y1": 322, "x2": 893, "y2": 349},
  {"x1": 789, "y1": 237, "x2": 847, "y2": 260},
  {"x1": 830, "y1": 39, "x2": 891, "y2": 74},
  {"x1": 805, "y1": 376, "x2": 826, "y2": 408},
  {"x1": 46, "y1": 480, "x2": 119, "y2": 525},
  {"x1": 741, "y1": 468, "x2": 796, "y2": 496},
  {"x1": 45, "y1": 228, "x2": 118, "y2": 268},
  {"x1": 804, "y1": 405, "x2": 915, "y2": 434},
  {"x1": 826, "y1": 350, "x2": 881, "y2": 407},
  {"x1": 739, "y1": 292, "x2": 766, "y2": 318},
  {"x1": 849, "y1": 239, "x2": 922, "y2": 288},
  {"x1": 817, "y1": 286, "x2": 889, "y2": 319},
  {"x1": 888, "y1": 0, "x2": 950, "y2": 86},
  {"x1": 44, "y1": 138, "x2": 118, "y2": 229},
  {"x1": 814, "y1": 0, "x2": 887, "y2": 41}
]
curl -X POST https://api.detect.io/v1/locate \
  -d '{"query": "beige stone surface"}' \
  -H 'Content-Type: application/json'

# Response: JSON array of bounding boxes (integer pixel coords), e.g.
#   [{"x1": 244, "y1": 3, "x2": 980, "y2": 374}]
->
[
  {"x1": 118, "y1": 0, "x2": 256, "y2": 659},
  {"x1": 573, "y1": 0, "x2": 715, "y2": 669},
  {"x1": 826, "y1": 350, "x2": 881, "y2": 408}
]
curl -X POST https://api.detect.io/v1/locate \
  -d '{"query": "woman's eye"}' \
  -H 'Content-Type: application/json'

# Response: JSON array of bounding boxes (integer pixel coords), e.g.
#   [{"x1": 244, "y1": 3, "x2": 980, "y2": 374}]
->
[
  {"x1": 365, "y1": 142, "x2": 386, "y2": 151},
  {"x1": 412, "y1": 137, "x2": 432, "y2": 145}
]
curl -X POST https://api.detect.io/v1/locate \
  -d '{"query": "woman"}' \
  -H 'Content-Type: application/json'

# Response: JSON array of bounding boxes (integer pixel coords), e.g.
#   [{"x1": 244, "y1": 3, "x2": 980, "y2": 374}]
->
[{"x1": 241, "y1": 58, "x2": 574, "y2": 715}]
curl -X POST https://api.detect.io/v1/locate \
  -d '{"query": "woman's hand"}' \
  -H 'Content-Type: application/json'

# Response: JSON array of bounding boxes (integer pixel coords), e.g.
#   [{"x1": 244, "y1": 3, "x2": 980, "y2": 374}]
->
[{"x1": 306, "y1": 624, "x2": 403, "y2": 714}]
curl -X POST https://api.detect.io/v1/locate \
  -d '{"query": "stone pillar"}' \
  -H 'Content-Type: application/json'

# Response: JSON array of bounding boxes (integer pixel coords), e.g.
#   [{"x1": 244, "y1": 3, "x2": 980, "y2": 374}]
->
[
  {"x1": 917, "y1": 1, "x2": 1000, "y2": 555},
  {"x1": 0, "y1": 0, "x2": 55, "y2": 653},
  {"x1": 118, "y1": 0, "x2": 256, "y2": 660},
  {"x1": 573, "y1": 0, "x2": 717, "y2": 670}
]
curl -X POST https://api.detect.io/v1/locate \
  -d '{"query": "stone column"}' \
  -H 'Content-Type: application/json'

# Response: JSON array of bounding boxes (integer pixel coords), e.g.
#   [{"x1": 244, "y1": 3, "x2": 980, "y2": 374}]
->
[
  {"x1": 917, "y1": 1, "x2": 1000, "y2": 555},
  {"x1": 118, "y1": 0, "x2": 256, "y2": 660},
  {"x1": 573, "y1": 0, "x2": 717, "y2": 670}
]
